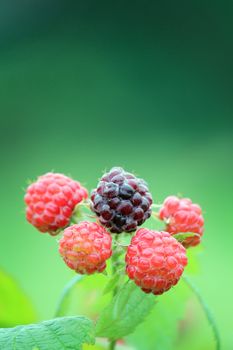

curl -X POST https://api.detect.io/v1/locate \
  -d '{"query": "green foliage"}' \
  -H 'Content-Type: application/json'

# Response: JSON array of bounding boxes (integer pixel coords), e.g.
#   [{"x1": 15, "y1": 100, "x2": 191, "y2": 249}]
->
[
  {"x1": 0, "y1": 316, "x2": 95, "y2": 350},
  {"x1": 173, "y1": 232, "x2": 198, "y2": 243},
  {"x1": 95, "y1": 281, "x2": 155, "y2": 340},
  {"x1": 126, "y1": 279, "x2": 190, "y2": 350},
  {"x1": 0, "y1": 269, "x2": 36, "y2": 327}
]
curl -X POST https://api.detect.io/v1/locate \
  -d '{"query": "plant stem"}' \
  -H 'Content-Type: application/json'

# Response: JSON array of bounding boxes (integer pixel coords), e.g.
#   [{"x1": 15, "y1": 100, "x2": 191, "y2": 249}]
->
[
  {"x1": 183, "y1": 275, "x2": 221, "y2": 350},
  {"x1": 108, "y1": 235, "x2": 121, "y2": 350},
  {"x1": 109, "y1": 340, "x2": 116, "y2": 350},
  {"x1": 55, "y1": 274, "x2": 84, "y2": 317}
]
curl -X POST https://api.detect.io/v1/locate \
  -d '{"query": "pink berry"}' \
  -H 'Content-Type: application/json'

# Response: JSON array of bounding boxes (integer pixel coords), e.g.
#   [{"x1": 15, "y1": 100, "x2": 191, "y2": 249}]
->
[
  {"x1": 24, "y1": 173, "x2": 88, "y2": 235},
  {"x1": 126, "y1": 229, "x2": 188, "y2": 295},
  {"x1": 159, "y1": 196, "x2": 204, "y2": 247},
  {"x1": 59, "y1": 222, "x2": 112, "y2": 274}
]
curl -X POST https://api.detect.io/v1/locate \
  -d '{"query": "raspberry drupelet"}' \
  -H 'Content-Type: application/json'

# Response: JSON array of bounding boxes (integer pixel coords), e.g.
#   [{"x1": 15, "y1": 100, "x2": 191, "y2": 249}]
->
[
  {"x1": 90, "y1": 167, "x2": 153, "y2": 233},
  {"x1": 126, "y1": 229, "x2": 188, "y2": 295},
  {"x1": 59, "y1": 222, "x2": 112, "y2": 274},
  {"x1": 159, "y1": 196, "x2": 204, "y2": 247},
  {"x1": 24, "y1": 172, "x2": 88, "y2": 235}
]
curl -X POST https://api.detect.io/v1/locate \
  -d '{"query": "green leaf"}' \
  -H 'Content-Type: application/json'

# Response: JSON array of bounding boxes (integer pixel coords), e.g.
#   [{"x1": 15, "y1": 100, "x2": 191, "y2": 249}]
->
[
  {"x1": 126, "y1": 279, "x2": 190, "y2": 350},
  {"x1": 95, "y1": 281, "x2": 155, "y2": 340},
  {"x1": 173, "y1": 232, "x2": 198, "y2": 243},
  {"x1": 0, "y1": 269, "x2": 36, "y2": 327},
  {"x1": 0, "y1": 316, "x2": 95, "y2": 350}
]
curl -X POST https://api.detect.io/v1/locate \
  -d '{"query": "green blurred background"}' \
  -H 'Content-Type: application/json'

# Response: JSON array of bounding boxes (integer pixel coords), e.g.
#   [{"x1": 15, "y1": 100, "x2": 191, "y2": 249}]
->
[{"x1": 0, "y1": 1, "x2": 233, "y2": 349}]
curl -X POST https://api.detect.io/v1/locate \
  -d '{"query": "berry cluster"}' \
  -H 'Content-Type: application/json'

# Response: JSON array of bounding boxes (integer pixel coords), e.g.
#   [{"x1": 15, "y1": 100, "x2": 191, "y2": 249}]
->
[
  {"x1": 24, "y1": 167, "x2": 204, "y2": 296},
  {"x1": 90, "y1": 167, "x2": 152, "y2": 233}
]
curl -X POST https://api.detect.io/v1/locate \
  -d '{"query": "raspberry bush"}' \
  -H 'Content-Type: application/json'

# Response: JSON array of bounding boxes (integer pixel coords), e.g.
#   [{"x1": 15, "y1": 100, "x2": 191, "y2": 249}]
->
[{"x1": 0, "y1": 167, "x2": 221, "y2": 350}]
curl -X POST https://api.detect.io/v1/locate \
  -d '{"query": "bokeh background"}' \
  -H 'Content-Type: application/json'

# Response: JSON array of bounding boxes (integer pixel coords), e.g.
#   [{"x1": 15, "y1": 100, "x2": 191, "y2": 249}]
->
[{"x1": 0, "y1": 1, "x2": 233, "y2": 349}]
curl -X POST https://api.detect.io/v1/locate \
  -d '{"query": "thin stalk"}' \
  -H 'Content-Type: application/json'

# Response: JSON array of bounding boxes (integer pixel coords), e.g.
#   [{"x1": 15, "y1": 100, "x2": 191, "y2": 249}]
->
[
  {"x1": 183, "y1": 275, "x2": 221, "y2": 350},
  {"x1": 109, "y1": 340, "x2": 117, "y2": 350},
  {"x1": 55, "y1": 274, "x2": 84, "y2": 317},
  {"x1": 108, "y1": 235, "x2": 120, "y2": 350}
]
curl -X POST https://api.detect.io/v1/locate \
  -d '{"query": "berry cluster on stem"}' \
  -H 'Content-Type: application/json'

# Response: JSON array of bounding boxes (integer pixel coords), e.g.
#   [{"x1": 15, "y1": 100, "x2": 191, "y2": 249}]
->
[{"x1": 24, "y1": 167, "x2": 205, "y2": 350}]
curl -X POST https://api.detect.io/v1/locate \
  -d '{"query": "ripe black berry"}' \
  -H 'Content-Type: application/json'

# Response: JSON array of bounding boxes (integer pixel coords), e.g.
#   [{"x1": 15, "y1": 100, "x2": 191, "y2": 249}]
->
[{"x1": 90, "y1": 167, "x2": 153, "y2": 233}]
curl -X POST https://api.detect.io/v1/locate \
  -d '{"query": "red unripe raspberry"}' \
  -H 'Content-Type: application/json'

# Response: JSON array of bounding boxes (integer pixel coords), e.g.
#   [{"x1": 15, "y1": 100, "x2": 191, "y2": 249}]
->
[
  {"x1": 159, "y1": 196, "x2": 204, "y2": 247},
  {"x1": 126, "y1": 229, "x2": 187, "y2": 295},
  {"x1": 24, "y1": 173, "x2": 88, "y2": 235},
  {"x1": 59, "y1": 222, "x2": 112, "y2": 274}
]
